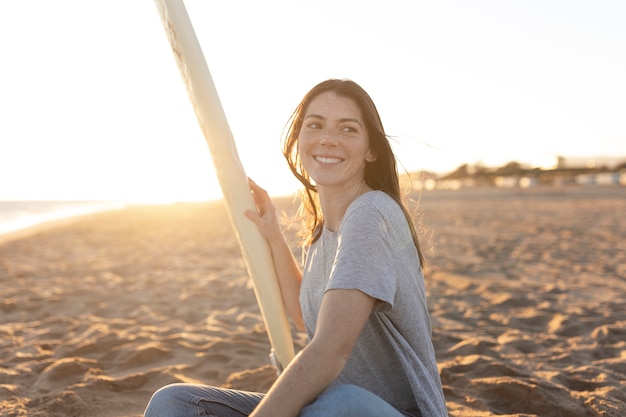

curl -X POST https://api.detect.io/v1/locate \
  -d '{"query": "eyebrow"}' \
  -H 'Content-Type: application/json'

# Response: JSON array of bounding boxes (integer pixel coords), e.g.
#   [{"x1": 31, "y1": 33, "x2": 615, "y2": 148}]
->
[{"x1": 304, "y1": 114, "x2": 364, "y2": 128}]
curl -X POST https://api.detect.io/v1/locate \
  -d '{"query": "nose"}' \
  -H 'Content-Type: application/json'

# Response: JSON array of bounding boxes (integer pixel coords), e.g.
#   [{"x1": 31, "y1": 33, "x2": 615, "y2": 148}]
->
[{"x1": 319, "y1": 129, "x2": 338, "y2": 146}]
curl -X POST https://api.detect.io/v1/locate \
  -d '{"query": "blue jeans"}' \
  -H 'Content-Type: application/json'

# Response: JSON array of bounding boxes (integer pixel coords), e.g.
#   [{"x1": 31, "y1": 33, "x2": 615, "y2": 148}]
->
[{"x1": 144, "y1": 383, "x2": 415, "y2": 417}]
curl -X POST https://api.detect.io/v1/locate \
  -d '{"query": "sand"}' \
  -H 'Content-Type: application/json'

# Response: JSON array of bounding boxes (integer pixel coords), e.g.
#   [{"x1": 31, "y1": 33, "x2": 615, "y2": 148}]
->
[{"x1": 1, "y1": 186, "x2": 625, "y2": 416}]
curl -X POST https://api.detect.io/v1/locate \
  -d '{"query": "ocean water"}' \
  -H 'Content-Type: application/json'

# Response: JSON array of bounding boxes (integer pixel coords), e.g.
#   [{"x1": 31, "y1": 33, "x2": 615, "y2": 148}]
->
[{"x1": 0, "y1": 201, "x2": 126, "y2": 236}]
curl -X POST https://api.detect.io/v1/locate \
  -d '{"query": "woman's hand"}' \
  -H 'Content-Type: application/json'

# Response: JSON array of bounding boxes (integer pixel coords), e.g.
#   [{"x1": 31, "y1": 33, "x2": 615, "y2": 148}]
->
[
  {"x1": 245, "y1": 178, "x2": 283, "y2": 244},
  {"x1": 245, "y1": 178, "x2": 305, "y2": 331}
]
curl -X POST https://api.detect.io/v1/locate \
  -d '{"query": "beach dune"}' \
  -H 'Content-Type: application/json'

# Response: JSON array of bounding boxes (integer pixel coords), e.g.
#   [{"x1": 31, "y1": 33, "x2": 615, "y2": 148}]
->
[{"x1": 1, "y1": 186, "x2": 625, "y2": 416}]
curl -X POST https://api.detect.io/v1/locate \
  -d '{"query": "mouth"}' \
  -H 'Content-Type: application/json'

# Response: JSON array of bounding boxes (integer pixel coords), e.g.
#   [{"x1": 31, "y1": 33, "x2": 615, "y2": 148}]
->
[{"x1": 314, "y1": 155, "x2": 344, "y2": 164}]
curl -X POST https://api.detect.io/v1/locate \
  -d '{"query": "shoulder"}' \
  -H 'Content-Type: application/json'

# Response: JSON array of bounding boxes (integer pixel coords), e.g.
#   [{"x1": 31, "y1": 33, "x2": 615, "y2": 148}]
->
[
  {"x1": 340, "y1": 191, "x2": 411, "y2": 242},
  {"x1": 344, "y1": 191, "x2": 405, "y2": 225}
]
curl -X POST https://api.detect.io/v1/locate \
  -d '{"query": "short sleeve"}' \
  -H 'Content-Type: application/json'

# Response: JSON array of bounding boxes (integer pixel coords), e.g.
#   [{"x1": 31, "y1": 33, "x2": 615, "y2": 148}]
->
[{"x1": 326, "y1": 197, "x2": 398, "y2": 310}]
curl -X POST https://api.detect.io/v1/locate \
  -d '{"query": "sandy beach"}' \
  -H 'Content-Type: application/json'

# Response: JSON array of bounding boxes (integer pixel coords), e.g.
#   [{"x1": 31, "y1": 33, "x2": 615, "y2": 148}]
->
[{"x1": 1, "y1": 186, "x2": 625, "y2": 416}]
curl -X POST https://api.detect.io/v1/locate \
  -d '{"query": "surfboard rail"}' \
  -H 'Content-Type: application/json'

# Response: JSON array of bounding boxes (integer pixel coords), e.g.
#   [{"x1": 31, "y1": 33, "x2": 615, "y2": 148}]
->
[{"x1": 153, "y1": 0, "x2": 295, "y2": 372}]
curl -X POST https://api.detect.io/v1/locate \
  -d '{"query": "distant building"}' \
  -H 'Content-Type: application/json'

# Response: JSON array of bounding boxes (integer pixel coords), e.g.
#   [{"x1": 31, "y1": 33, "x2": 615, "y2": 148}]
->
[
  {"x1": 556, "y1": 156, "x2": 626, "y2": 170},
  {"x1": 494, "y1": 176, "x2": 518, "y2": 188},
  {"x1": 576, "y1": 172, "x2": 622, "y2": 186}
]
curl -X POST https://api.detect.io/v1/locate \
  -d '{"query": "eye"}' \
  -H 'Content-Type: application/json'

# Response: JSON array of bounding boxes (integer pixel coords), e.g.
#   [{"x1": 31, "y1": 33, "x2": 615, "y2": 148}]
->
[
  {"x1": 303, "y1": 118, "x2": 322, "y2": 130},
  {"x1": 341, "y1": 125, "x2": 358, "y2": 133}
]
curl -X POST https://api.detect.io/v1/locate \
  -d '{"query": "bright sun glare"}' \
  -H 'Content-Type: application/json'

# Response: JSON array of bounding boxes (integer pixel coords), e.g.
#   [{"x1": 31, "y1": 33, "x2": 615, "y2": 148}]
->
[{"x1": 1, "y1": 1, "x2": 624, "y2": 202}]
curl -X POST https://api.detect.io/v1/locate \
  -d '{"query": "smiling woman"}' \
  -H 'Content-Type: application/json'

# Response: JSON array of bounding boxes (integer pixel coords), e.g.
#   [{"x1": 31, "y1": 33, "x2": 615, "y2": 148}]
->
[
  {"x1": 297, "y1": 92, "x2": 377, "y2": 199},
  {"x1": 145, "y1": 78, "x2": 447, "y2": 417}
]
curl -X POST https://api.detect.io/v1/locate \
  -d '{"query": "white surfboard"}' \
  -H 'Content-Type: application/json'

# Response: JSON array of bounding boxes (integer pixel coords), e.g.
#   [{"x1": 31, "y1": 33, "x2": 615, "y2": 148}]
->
[{"x1": 153, "y1": 0, "x2": 295, "y2": 372}]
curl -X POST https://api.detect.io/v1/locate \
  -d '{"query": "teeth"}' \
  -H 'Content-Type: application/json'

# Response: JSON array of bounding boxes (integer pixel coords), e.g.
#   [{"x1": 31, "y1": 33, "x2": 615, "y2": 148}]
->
[{"x1": 315, "y1": 156, "x2": 342, "y2": 164}]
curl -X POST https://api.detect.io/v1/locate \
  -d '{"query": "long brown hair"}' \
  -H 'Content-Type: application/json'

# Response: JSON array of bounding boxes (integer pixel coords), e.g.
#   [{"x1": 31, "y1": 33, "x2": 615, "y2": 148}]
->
[{"x1": 282, "y1": 79, "x2": 424, "y2": 266}]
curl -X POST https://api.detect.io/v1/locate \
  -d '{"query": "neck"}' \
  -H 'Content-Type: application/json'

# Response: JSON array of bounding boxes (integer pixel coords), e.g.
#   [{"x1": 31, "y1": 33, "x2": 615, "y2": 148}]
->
[{"x1": 319, "y1": 181, "x2": 373, "y2": 232}]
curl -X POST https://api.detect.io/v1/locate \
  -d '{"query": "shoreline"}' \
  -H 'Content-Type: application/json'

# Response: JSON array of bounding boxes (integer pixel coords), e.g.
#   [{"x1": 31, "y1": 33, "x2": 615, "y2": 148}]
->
[
  {"x1": 0, "y1": 201, "x2": 127, "y2": 244},
  {"x1": 2, "y1": 184, "x2": 622, "y2": 244}
]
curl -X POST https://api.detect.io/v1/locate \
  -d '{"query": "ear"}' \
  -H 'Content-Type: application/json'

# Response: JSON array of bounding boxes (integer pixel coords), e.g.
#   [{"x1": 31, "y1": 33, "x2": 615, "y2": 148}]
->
[{"x1": 365, "y1": 150, "x2": 377, "y2": 163}]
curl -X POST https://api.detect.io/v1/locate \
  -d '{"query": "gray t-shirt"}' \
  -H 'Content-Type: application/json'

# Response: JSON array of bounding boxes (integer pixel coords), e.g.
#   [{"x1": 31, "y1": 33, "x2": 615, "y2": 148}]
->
[{"x1": 300, "y1": 191, "x2": 447, "y2": 417}]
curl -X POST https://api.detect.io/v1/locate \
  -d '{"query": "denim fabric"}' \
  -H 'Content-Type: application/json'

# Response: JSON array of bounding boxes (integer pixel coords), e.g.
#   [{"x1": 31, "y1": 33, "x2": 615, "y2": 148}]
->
[
  {"x1": 144, "y1": 384, "x2": 263, "y2": 417},
  {"x1": 300, "y1": 384, "x2": 413, "y2": 417},
  {"x1": 144, "y1": 383, "x2": 415, "y2": 417}
]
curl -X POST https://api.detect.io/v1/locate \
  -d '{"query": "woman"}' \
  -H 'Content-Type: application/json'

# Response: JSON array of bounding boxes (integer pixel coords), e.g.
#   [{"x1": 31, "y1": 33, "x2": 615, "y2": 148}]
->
[{"x1": 144, "y1": 79, "x2": 447, "y2": 417}]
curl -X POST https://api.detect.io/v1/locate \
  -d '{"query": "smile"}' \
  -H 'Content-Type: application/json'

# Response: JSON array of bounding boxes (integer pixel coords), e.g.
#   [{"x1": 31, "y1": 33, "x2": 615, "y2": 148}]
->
[{"x1": 314, "y1": 156, "x2": 344, "y2": 164}]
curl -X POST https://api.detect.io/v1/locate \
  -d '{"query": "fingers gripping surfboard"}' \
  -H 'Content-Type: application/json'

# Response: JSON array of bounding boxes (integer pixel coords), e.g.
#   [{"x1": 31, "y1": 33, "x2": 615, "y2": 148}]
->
[{"x1": 153, "y1": 0, "x2": 295, "y2": 372}]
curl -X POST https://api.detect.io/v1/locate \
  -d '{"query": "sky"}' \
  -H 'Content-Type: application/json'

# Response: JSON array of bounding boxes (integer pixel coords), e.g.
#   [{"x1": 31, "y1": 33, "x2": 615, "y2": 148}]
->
[{"x1": 1, "y1": 0, "x2": 625, "y2": 202}]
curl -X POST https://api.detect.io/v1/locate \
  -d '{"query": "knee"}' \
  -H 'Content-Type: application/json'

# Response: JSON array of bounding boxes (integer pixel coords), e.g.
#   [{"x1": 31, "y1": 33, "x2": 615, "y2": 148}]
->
[
  {"x1": 144, "y1": 383, "x2": 190, "y2": 417},
  {"x1": 301, "y1": 384, "x2": 377, "y2": 417},
  {"x1": 321, "y1": 384, "x2": 367, "y2": 405}
]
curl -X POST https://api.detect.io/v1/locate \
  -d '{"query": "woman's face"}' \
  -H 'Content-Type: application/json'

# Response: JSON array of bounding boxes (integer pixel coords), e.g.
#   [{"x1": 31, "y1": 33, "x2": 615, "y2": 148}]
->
[{"x1": 298, "y1": 92, "x2": 376, "y2": 192}]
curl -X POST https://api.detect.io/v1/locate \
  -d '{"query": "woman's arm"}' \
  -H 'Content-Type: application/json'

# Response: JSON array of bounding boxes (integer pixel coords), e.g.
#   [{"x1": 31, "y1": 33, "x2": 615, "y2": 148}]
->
[
  {"x1": 250, "y1": 288, "x2": 376, "y2": 417},
  {"x1": 245, "y1": 179, "x2": 305, "y2": 330}
]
